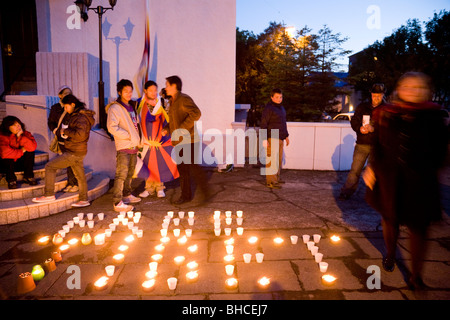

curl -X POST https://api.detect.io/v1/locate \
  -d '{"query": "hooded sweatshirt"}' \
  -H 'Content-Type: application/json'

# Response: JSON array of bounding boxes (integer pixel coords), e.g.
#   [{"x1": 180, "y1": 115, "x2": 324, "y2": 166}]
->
[{"x1": 106, "y1": 101, "x2": 141, "y2": 151}]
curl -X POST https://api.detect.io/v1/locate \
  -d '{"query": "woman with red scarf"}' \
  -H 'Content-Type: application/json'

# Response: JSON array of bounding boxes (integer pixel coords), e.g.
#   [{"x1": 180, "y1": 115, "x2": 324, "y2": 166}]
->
[{"x1": 365, "y1": 72, "x2": 448, "y2": 290}]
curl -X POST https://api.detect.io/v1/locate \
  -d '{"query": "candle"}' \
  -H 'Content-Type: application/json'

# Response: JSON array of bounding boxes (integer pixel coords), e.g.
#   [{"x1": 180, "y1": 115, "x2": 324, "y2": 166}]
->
[
  {"x1": 258, "y1": 276, "x2": 271, "y2": 288},
  {"x1": 167, "y1": 277, "x2": 177, "y2": 290},
  {"x1": 87, "y1": 213, "x2": 94, "y2": 220},
  {"x1": 67, "y1": 220, "x2": 74, "y2": 228},
  {"x1": 118, "y1": 245, "x2": 129, "y2": 252},
  {"x1": 174, "y1": 256, "x2": 185, "y2": 265},
  {"x1": 94, "y1": 234, "x2": 105, "y2": 245},
  {"x1": 248, "y1": 236, "x2": 258, "y2": 244},
  {"x1": 59, "y1": 244, "x2": 70, "y2": 253},
  {"x1": 149, "y1": 262, "x2": 158, "y2": 272},
  {"x1": 94, "y1": 276, "x2": 109, "y2": 290},
  {"x1": 290, "y1": 235, "x2": 298, "y2": 244},
  {"x1": 44, "y1": 258, "x2": 56, "y2": 272},
  {"x1": 330, "y1": 235, "x2": 341, "y2": 243},
  {"x1": 87, "y1": 220, "x2": 94, "y2": 228},
  {"x1": 51, "y1": 251, "x2": 62, "y2": 263},
  {"x1": 313, "y1": 234, "x2": 321, "y2": 243},
  {"x1": 255, "y1": 253, "x2": 264, "y2": 263},
  {"x1": 177, "y1": 236, "x2": 188, "y2": 245},
  {"x1": 113, "y1": 218, "x2": 120, "y2": 225},
  {"x1": 225, "y1": 277, "x2": 238, "y2": 290},
  {"x1": 105, "y1": 229, "x2": 112, "y2": 237},
  {"x1": 81, "y1": 233, "x2": 92, "y2": 245},
  {"x1": 224, "y1": 238, "x2": 235, "y2": 245},
  {"x1": 31, "y1": 265, "x2": 45, "y2": 281},
  {"x1": 236, "y1": 217, "x2": 243, "y2": 226},
  {"x1": 273, "y1": 237, "x2": 284, "y2": 245},
  {"x1": 173, "y1": 218, "x2": 180, "y2": 226},
  {"x1": 134, "y1": 212, "x2": 141, "y2": 219},
  {"x1": 105, "y1": 265, "x2": 115, "y2": 276},
  {"x1": 79, "y1": 220, "x2": 86, "y2": 227},
  {"x1": 52, "y1": 233, "x2": 63, "y2": 245},
  {"x1": 188, "y1": 244, "x2": 198, "y2": 253},
  {"x1": 127, "y1": 222, "x2": 134, "y2": 229},
  {"x1": 167, "y1": 211, "x2": 174, "y2": 218},
  {"x1": 173, "y1": 229, "x2": 181, "y2": 237},
  {"x1": 124, "y1": 235, "x2": 135, "y2": 243},
  {"x1": 186, "y1": 261, "x2": 198, "y2": 270},
  {"x1": 243, "y1": 253, "x2": 251, "y2": 263},
  {"x1": 188, "y1": 218, "x2": 195, "y2": 226},
  {"x1": 155, "y1": 244, "x2": 165, "y2": 252},
  {"x1": 109, "y1": 223, "x2": 116, "y2": 231},
  {"x1": 224, "y1": 228, "x2": 231, "y2": 236},
  {"x1": 132, "y1": 226, "x2": 139, "y2": 234},
  {"x1": 73, "y1": 216, "x2": 80, "y2": 224},
  {"x1": 113, "y1": 253, "x2": 125, "y2": 263},
  {"x1": 160, "y1": 237, "x2": 170, "y2": 244},
  {"x1": 142, "y1": 279, "x2": 155, "y2": 292},
  {"x1": 136, "y1": 229, "x2": 143, "y2": 238},
  {"x1": 178, "y1": 211, "x2": 185, "y2": 219},
  {"x1": 322, "y1": 274, "x2": 337, "y2": 285},
  {"x1": 188, "y1": 211, "x2": 195, "y2": 218},
  {"x1": 307, "y1": 241, "x2": 315, "y2": 250},
  {"x1": 133, "y1": 216, "x2": 140, "y2": 224},
  {"x1": 213, "y1": 210, "x2": 221, "y2": 219},
  {"x1": 225, "y1": 211, "x2": 232, "y2": 218},
  {"x1": 77, "y1": 212, "x2": 84, "y2": 219},
  {"x1": 302, "y1": 235, "x2": 310, "y2": 243},
  {"x1": 160, "y1": 229, "x2": 168, "y2": 237},
  {"x1": 127, "y1": 211, "x2": 133, "y2": 219},
  {"x1": 58, "y1": 230, "x2": 66, "y2": 238},
  {"x1": 122, "y1": 218, "x2": 128, "y2": 226},
  {"x1": 224, "y1": 255, "x2": 235, "y2": 263},
  {"x1": 315, "y1": 253, "x2": 324, "y2": 263},
  {"x1": 17, "y1": 272, "x2": 36, "y2": 294},
  {"x1": 319, "y1": 262, "x2": 328, "y2": 273},
  {"x1": 214, "y1": 222, "x2": 221, "y2": 229},
  {"x1": 38, "y1": 236, "x2": 50, "y2": 245},
  {"x1": 186, "y1": 271, "x2": 198, "y2": 283},
  {"x1": 151, "y1": 254, "x2": 163, "y2": 262},
  {"x1": 226, "y1": 245, "x2": 234, "y2": 255},
  {"x1": 311, "y1": 246, "x2": 319, "y2": 255},
  {"x1": 185, "y1": 229, "x2": 192, "y2": 237},
  {"x1": 145, "y1": 270, "x2": 158, "y2": 279},
  {"x1": 98, "y1": 213, "x2": 104, "y2": 220},
  {"x1": 214, "y1": 228, "x2": 221, "y2": 236},
  {"x1": 236, "y1": 227, "x2": 244, "y2": 236},
  {"x1": 225, "y1": 264, "x2": 234, "y2": 276},
  {"x1": 225, "y1": 218, "x2": 232, "y2": 225},
  {"x1": 236, "y1": 210, "x2": 243, "y2": 218}
]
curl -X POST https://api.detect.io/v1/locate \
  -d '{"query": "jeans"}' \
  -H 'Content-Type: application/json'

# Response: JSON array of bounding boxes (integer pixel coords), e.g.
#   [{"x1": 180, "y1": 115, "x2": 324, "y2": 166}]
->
[
  {"x1": 0, "y1": 151, "x2": 35, "y2": 182},
  {"x1": 341, "y1": 144, "x2": 372, "y2": 196},
  {"x1": 112, "y1": 152, "x2": 137, "y2": 204},
  {"x1": 44, "y1": 152, "x2": 87, "y2": 201},
  {"x1": 265, "y1": 138, "x2": 284, "y2": 184},
  {"x1": 67, "y1": 166, "x2": 78, "y2": 186}
]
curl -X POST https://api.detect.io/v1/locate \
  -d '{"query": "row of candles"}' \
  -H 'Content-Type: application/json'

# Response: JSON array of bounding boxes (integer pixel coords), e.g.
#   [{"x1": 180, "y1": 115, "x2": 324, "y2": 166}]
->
[{"x1": 142, "y1": 210, "x2": 199, "y2": 292}]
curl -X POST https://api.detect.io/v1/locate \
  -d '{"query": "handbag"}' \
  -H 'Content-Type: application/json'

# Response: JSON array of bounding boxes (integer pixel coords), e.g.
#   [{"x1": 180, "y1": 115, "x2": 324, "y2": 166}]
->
[{"x1": 49, "y1": 111, "x2": 67, "y2": 154}]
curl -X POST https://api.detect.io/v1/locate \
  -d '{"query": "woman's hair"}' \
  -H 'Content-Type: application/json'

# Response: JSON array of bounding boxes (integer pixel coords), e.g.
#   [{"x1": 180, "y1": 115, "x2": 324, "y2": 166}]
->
[
  {"x1": 61, "y1": 94, "x2": 86, "y2": 112},
  {"x1": 0, "y1": 116, "x2": 25, "y2": 135}
]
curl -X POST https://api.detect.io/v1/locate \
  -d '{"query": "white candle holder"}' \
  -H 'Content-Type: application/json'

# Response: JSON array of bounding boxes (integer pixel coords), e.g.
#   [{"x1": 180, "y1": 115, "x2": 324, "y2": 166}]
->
[
  {"x1": 313, "y1": 234, "x2": 321, "y2": 243},
  {"x1": 173, "y1": 218, "x2": 180, "y2": 226},
  {"x1": 67, "y1": 221, "x2": 74, "y2": 228},
  {"x1": 302, "y1": 235, "x2": 311, "y2": 243},
  {"x1": 87, "y1": 213, "x2": 94, "y2": 221},
  {"x1": 243, "y1": 253, "x2": 252, "y2": 263},
  {"x1": 236, "y1": 218, "x2": 243, "y2": 226},
  {"x1": 236, "y1": 227, "x2": 244, "y2": 236},
  {"x1": 188, "y1": 211, "x2": 195, "y2": 219},
  {"x1": 225, "y1": 264, "x2": 234, "y2": 276},
  {"x1": 290, "y1": 235, "x2": 298, "y2": 244},
  {"x1": 255, "y1": 253, "x2": 264, "y2": 263},
  {"x1": 185, "y1": 229, "x2": 192, "y2": 237},
  {"x1": 224, "y1": 228, "x2": 232, "y2": 236},
  {"x1": 188, "y1": 218, "x2": 195, "y2": 226},
  {"x1": 178, "y1": 211, "x2": 185, "y2": 219},
  {"x1": 87, "y1": 220, "x2": 94, "y2": 229},
  {"x1": 236, "y1": 210, "x2": 243, "y2": 218},
  {"x1": 79, "y1": 220, "x2": 86, "y2": 228},
  {"x1": 98, "y1": 213, "x2": 104, "y2": 221}
]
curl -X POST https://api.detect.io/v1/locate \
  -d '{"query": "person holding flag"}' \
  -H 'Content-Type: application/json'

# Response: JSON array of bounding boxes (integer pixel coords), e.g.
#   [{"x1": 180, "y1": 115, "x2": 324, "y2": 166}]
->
[{"x1": 135, "y1": 80, "x2": 179, "y2": 198}]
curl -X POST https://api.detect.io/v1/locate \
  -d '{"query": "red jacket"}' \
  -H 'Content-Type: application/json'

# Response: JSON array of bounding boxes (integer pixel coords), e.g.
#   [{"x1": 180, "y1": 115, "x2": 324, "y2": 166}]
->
[{"x1": 0, "y1": 131, "x2": 37, "y2": 161}]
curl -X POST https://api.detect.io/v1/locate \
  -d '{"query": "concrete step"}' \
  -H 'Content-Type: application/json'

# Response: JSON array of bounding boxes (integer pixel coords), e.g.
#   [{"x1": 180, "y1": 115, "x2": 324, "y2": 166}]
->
[
  {"x1": 0, "y1": 169, "x2": 93, "y2": 202},
  {"x1": 0, "y1": 174, "x2": 111, "y2": 225},
  {"x1": 35, "y1": 151, "x2": 50, "y2": 167},
  {"x1": 0, "y1": 164, "x2": 66, "y2": 185}
]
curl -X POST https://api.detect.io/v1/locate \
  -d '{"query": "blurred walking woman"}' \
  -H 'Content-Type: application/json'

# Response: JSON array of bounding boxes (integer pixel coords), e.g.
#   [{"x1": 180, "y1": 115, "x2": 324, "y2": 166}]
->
[
  {"x1": 32, "y1": 95, "x2": 95, "y2": 208},
  {"x1": 0, "y1": 116, "x2": 37, "y2": 189},
  {"x1": 366, "y1": 72, "x2": 448, "y2": 290}
]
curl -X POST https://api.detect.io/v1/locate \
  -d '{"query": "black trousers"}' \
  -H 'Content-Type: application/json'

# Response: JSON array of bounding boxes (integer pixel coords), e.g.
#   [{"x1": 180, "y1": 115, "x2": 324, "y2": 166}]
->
[
  {"x1": 0, "y1": 151, "x2": 35, "y2": 182},
  {"x1": 176, "y1": 143, "x2": 208, "y2": 200}
]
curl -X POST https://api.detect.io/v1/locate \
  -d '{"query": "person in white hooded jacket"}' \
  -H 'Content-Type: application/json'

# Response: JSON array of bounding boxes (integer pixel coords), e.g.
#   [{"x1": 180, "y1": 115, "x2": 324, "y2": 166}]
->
[{"x1": 106, "y1": 79, "x2": 142, "y2": 212}]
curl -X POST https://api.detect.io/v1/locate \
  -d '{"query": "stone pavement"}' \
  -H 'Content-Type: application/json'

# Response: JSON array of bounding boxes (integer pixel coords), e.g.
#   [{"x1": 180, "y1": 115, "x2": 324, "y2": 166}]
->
[{"x1": 0, "y1": 164, "x2": 449, "y2": 301}]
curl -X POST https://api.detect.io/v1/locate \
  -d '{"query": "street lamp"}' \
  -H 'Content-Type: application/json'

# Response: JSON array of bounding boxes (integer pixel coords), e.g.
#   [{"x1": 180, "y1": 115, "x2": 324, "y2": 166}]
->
[{"x1": 74, "y1": 0, "x2": 118, "y2": 130}]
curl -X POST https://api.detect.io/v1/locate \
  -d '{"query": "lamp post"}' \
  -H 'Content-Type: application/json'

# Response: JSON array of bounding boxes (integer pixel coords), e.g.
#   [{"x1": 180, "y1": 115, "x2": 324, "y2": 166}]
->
[{"x1": 74, "y1": 0, "x2": 117, "y2": 130}]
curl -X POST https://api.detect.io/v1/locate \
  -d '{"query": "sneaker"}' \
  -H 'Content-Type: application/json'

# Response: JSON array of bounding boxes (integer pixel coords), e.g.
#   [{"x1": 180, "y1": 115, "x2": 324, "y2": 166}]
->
[
  {"x1": 23, "y1": 178, "x2": 38, "y2": 186},
  {"x1": 32, "y1": 195, "x2": 56, "y2": 203},
  {"x1": 157, "y1": 190, "x2": 165, "y2": 198},
  {"x1": 123, "y1": 194, "x2": 142, "y2": 204},
  {"x1": 114, "y1": 201, "x2": 134, "y2": 212},
  {"x1": 266, "y1": 182, "x2": 281, "y2": 189},
  {"x1": 8, "y1": 181, "x2": 18, "y2": 189},
  {"x1": 63, "y1": 185, "x2": 79, "y2": 193},
  {"x1": 71, "y1": 200, "x2": 90, "y2": 208},
  {"x1": 139, "y1": 190, "x2": 150, "y2": 198}
]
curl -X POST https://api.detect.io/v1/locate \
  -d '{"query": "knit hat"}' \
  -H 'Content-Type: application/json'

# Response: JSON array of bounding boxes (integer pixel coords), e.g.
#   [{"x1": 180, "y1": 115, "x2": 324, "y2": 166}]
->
[{"x1": 370, "y1": 83, "x2": 386, "y2": 94}]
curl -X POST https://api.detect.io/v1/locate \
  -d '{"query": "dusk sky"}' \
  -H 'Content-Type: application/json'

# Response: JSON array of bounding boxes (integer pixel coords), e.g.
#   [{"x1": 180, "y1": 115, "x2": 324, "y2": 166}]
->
[{"x1": 236, "y1": 0, "x2": 449, "y2": 71}]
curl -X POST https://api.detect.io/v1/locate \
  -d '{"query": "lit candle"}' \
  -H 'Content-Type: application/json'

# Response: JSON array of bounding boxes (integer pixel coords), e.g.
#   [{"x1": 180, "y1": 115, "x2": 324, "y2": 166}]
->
[
  {"x1": 127, "y1": 211, "x2": 133, "y2": 219},
  {"x1": 167, "y1": 277, "x2": 177, "y2": 290},
  {"x1": 224, "y1": 255, "x2": 235, "y2": 263},
  {"x1": 155, "y1": 244, "x2": 165, "y2": 252},
  {"x1": 225, "y1": 264, "x2": 234, "y2": 276},
  {"x1": 187, "y1": 244, "x2": 198, "y2": 253},
  {"x1": 224, "y1": 228, "x2": 232, "y2": 236},
  {"x1": 151, "y1": 254, "x2": 163, "y2": 262},
  {"x1": 188, "y1": 211, "x2": 195, "y2": 218},
  {"x1": 322, "y1": 274, "x2": 337, "y2": 285},
  {"x1": 31, "y1": 265, "x2": 45, "y2": 281},
  {"x1": 225, "y1": 277, "x2": 238, "y2": 290},
  {"x1": 177, "y1": 235, "x2": 188, "y2": 245},
  {"x1": 58, "y1": 230, "x2": 66, "y2": 238},
  {"x1": 94, "y1": 276, "x2": 109, "y2": 290},
  {"x1": 77, "y1": 212, "x2": 84, "y2": 220},
  {"x1": 248, "y1": 236, "x2": 258, "y2": 244},
  {"x1": 178, "y1": 211, "x2": 185, "y2": 219},
  {"x1": 44, "y1": 258, "x2": 56, "y2": 272},
  {"x1": 226, "y1": 218, "x2": 232, "y2": 225},
  {"x1": 118, "y1": 245, "x2": 129, "y2": 252},
  {"x1": 113, "y1": 253, "x2": 125, "y2": 263},
  {"x1": 98, "y1": 213, "x2": 104, "y2": 220},
  {"x1": 236, "y1": 210, "x2": 243, "y2": 218},
  {"x1": 52, "y1": 233, "x2": 64, "y2": 245},
  {"x1": 273, "y1": 237, "x2": 284, "y2": 245},
  {"x1": 173, "y1": 229, "x2": 181, "y2": 237},
  {"x1": 149, "y1": 262, "x2": 158, "y2": 272},
  {"x1": 214, "y1": 228, "x2": 221, "y2": 236},
  {"x1": 51, "y1": 251, "x2": 62, "y2": 263},
  {"x1": 186, "y1": 271, "x2": 198, "y2": 283},
  {"x1": 105, "y1": 229, "x2": 112, "y2": 237},
  {"x1": 160, "y1": 237, "x2": 170, "y2": 244},
  {"x1": 236, "y1": 218, "x2": 243, "y2": 226},
  {"x1": 188, "y1": 218, "x2": 195, "y2": 226},
  {"x1": 185, "y1": 229, "x2": 193, "y2": 237},
  {"x1": 134, "y1": 212, "x2": 141, "y2": 219},
  {"x1": 142, "y1": 279, "x2": 155, "y2": 292},
  {"x1": 113, "y1": 218, "x2": 120, "y2": 225},
  {"x1": 330, "y1": 235, "x2": 341, "y2": 243},
  {"x1": 73, "y1": 216, "x2": 80, "y2": 224},
  {"x1": 160, "y1": 229, "x2": 168, "y2": 237},
  {"x1": 236, "y1": 227, "x2": 244, "y2": 236},
  {"x1": 213, "y1": 210, "x2": 221, "y2": 219},
  {"x1": 124, "y1": 235, "x2": 135, "y2": 243},
  {"x1": 67, "y1": 220, "x2": 74, "y2": 228},
  {"x1": 167, "y1": 211, "x2": 174, "y2": 218},
  {"x1": 145, "y1": 270, "x2": 158, "y2": 279},
  {"x1": 258, "y1": 276, "x2": 271, "y2": 288},
  {"x1": 173, "y1": 218, "x2": 180, "y2": 226},
  {"x1": 109, "y1": 223, "x2": 116, "y2": 231},
  {"x1": 38, "y1": 236, "x2": 50, "y2": 245},
  {"x1": 122, "y1": 218, "x2": 128, "y2": 226},
  {"x1": 224, "y1": 238, "x2": 234, "y2": 245},
  {"x1": 186, "y1": 261, "x2": 198, "y2": 270},
  {"x1": 94, "y1": 233, "x2": 105, "y2": 245},
  {"x1": 59, "y1": 244, "x2": 70, "y2": 253},
  {"x1": 174, "y1": 256, "x2": 185, "y2": 266},
  {"x1": 133, "y1": 216, "x2": 140, "y2": 224},
  {"x1": 225, "y1": 211, "x2": 232, "y2": 218},
  {"x1": 226, "y1": 245, "x2": 234, "y2": 255}
]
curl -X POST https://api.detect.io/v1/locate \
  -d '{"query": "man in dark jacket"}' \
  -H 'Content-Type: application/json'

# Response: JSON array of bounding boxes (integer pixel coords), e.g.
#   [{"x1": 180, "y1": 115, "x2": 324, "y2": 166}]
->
[
  {"x1": 163, "y1": 75, "x2": 210, "y2": 205},
  {"x1": 339, "y1": 83, "x2": 386, "y2": 200},
  {"x1": 260, "y1": 88, "x2": 290, "y2": 189},
  {"x1": 47, "y1": 85, "x2": 79, "y2": 193}
]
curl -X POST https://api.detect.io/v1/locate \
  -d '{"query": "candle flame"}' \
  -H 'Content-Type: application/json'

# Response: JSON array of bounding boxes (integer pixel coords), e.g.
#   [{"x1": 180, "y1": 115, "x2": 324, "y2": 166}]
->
[
  {"x1": 59, "y1": 244, "x2": 70, "y2": 251},
  {"x1": 142, "y1": 279, "x2": 155, "y2": 289},
  {"x1": 174, "y1": 256, "x2": 185, "y2": 265},
  {"x1": 124, "y1": 235, "x2": 135, "y2": 243},
  {"x1": 225, "y1": 277, "x2": 238, "y2": 287},
  {"x1": 186, "y1": 271, "x2": 198, "y2": 280},
  {"x1": 151, "y1": 254, "x2": 163, "y2": 262},
  {"x1": 258, "y1": 276, "x2": 271, "y2": 286},
  {"x1": 187, "y1": 244, "x2": 198, "y2": 253},
  {"x1": 330, "y1": 235, "x2": 341, "y2": 242},
  {"x1": 223, "y1": 254, "x2": 235, "y2": 262},
  {"x1": 38, "y1": 236, "x2": 50, "y2": 244},
  {"x1": 160, "y1": 237, "x2": 170, "y2": 244},
  {"x1": 274, "y1": 237, "x2": 284, "y2": 244},
  {"x1": 145, "y1": 270, "x2": 158, "y2": 279},
  {"x1": 248, "y1": 236, "x2": 258, "y2": 244},
  {"x1": 322, "y1": 274, "x2": 337, "y2": 283},
  {"x1": 68, "y1": 238, "x2": 79, "y2": 245},
  {"x1": 155, "y1": 244, "x2": 165, "y2": 252},
  {"x1": 94, "y1": 276, "x2": 109, "y2": 288},
  {"x1": 118, "y1": 245, "x2": 129, "y2": 252},
  {"x1": 186, "y1": 261, "x2": 198, "y2": 269},
  {"x1": 224, "y1": 238, "x2": 235, "y2": 245},
  {"x1": 113, "y1": 253, "x2": 124, "y2": 261}
]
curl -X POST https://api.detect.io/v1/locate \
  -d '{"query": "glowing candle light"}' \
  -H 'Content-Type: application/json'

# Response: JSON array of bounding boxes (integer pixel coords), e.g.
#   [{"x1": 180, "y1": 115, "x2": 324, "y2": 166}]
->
[
  {"x1": 73, "y1": 216, "x2": 80, "y2": 224},
  {"x1": 225, "y1": 264, "x2": 234, "y2": 276},
  {"x1": 167, "y1": 277, "x2": 177, "y2": 290},
  {"x1": 236, "y1": 210, "x2": 243, "y2": 218},
  {"x1": 177, "y1": 235, "x2": 188, "y2": 245},
  {"x1": 94, "y1": 233, "x2": 105, "y2": 245},
  {"x1": 134, "y1": 212, "x2": 141, "y2": 219},
  {"x1": 151, "y1": 254, "x2": 163, "y2": 262},
  {"x1": 236, "y1": 227, "x2": 244, "y2": 236},
  {"x1": 186, "y1": 271, "x2": 198, "y2": 282},
  {"x1": 52, "y1": 233, "x2": 64, "y2": 245},
  {"x1": 186, "y1": 261, "x2": 198, "y2": 270},
  {"x1": 145, "y1": 270, "x2": 158, "y2": 279},
  {"x1": 142, "y1": 279, "x2": 155, "y2": 292},
  {"x1": 81, "y1": 233, "x2": 92, "y2": 245},
  {"x1": 59, "y1": 244, "x2": 70, "y2": 253},
  {"x1": 224, "y1": 238, "x2": 234, "y2": 245},
  {"x1": 248, "y1": 236, "x2": 258, "y2": 244},
  {"x1": 185, "y1": 229, "x2": 193, "y2": 237},
  {"x1": 160, "y1": 237, "x2": 170, "y2": 244},
  {"x1": 105, "y1": 229, "x2": 112, "y2": 237},
  {"x1": 225, "y1": 218, "x2": 232, "y2": 225},
  {"x1": 188, "y1": 211, "x2": 195, "y2": 218},
  {"x1": 322, "y1": 274, "x2": 337, "y2": 285},
  {"x1": 187, "y1": 244, "x2": 198, "y2": 253},
  {"x1": 330, "y1": 235, "x2": 341, "y2": 243},
  {"x1": 178, "y1": 211, "x2": 185, "y2": 219},
  {"x1": 225, "y1": 277, "x2": 238, "y2": 289},
  {"x1": 38, "y1": 236, "x2": 50, "y2": 245},
  {"x1": 118, "y1": 245, "x2": 129, "y2": 252},
  {"x1": 160, "y1": 229, "x2": 168, "y2": 237},
  {"x1": 258, "y1": 276, "x2": 271, "y2": 288},
  {"x1": 155, "y1": 244, "x2": 165, "y2": 252},
  {"x1": 167, "y1": 211, "x2": 174, "y2": 218},
  {"x1": 174, "y1": 256, "x2": 185, "y2": 265},
  {"x1": 173, "y1": 229, "x2": 181, "y2": 237},
  {"x1": 133, "y1": 216, "x2": 140, "y2": 224},
  {"x1": 94, "y1": 276, "x2": 109, "y2": 290},
  {"x1": 124, "y1": 235, "x2": 135, "y2": 243},
  {"x1": 149, "y1": 262, "x2": 158, "y2": 272},
  {"x1": 226, "y1": 245, "x2": 234, "y2": 255},
  {"x1": 273, "y1": 237, "x2": 284, "y2": 245},
  {"x1": 225, "y1": 211, "x2": 232, "y2": 218},
  {"x1": 31, "y1": 265, "x2": 45, "y2": 281},
  {"x1": 236, "y1": 218, "x2": 243, "y2": 226},
  {"x1": 127, "y1": 211, "x2": 133, "y2": 219},
  {"x1": 113, "y1": 253, "x2": 124, "y2": 263},
  {"x1": 224, "y1": 255, "x2": 235, "y2": 263}
]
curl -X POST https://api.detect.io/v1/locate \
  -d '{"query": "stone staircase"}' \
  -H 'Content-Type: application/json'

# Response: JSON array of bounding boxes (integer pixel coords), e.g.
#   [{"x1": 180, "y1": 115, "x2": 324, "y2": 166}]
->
[{"x1": 0, "y1": 151, "x2": 110, "y2": 225}]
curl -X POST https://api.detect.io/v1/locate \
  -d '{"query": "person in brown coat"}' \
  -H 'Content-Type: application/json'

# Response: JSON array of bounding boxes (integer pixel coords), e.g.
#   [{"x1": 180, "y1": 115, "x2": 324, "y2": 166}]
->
[
  {"x1": 32, "y1": 94, "x2": 95, "y2": 208},
  {"x1": 162, "y1": 75, "x2": 210, "y2": 205},
  {"x1": 365, "y1": 72, "x2": 448, "y2": 290}
]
